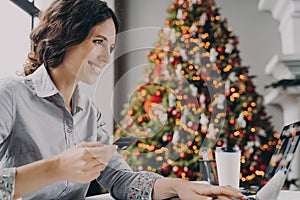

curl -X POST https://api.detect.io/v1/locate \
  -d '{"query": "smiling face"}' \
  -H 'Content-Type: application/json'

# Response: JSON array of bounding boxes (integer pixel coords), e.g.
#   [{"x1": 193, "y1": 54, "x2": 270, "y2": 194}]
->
[{"x1": 62, "y1": 18, "x2": 116, "y2": 84}]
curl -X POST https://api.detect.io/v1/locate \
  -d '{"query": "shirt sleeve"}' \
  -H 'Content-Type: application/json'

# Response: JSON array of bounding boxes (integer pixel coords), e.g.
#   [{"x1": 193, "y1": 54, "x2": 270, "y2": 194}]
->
[
  {"x1": 0, "y1": 168, "x2": 16, "y2": 200},
  {"x1": 95, "y1": 110, "x2": 163, "y2": 200},
  {"x1": 0, "y1": 78, "x2": 15, "y2": 144},
  {"x1": 0, "y1": 79, "x2": 16, "y2": 200}
]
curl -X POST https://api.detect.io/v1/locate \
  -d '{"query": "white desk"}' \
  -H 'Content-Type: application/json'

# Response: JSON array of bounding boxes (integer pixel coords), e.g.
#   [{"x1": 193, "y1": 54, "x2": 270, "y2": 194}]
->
[
  {"x1": 85, "y1": 190, "x2": 300, "y2": 200},
  {"x1": 86, "y1": 193, "x2": 112, "y2": 200}
]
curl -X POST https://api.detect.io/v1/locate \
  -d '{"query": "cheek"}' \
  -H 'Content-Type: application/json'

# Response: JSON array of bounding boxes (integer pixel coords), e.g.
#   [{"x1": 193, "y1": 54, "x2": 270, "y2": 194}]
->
[
  {"x1": 74, "y1": 50, "x2": 93, "y2": 71},
  {"x1": 86, "y1": 47, "x2": 101, "y2": 60}
]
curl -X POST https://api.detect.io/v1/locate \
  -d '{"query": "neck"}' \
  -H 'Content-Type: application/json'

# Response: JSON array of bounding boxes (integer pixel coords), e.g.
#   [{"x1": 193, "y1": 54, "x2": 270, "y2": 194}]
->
[{"x1": 49, "y1": 67, "x2": 77, "y2": 112}]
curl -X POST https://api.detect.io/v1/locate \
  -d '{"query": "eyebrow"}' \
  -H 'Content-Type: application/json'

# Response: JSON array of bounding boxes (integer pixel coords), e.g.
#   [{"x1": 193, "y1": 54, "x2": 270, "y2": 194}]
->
[
  {"x1": 94, "y1": 34, "x2": 116, "y2": 44},
  {"x1": 94, "y1": 34, "x2": 108, "y2": 41}
]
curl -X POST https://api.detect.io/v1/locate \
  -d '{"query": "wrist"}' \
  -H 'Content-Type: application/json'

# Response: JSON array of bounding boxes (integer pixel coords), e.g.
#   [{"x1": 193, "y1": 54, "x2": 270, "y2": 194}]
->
[
  {"x1": 153, "y1": 178, "x2": 182, "y2": 199},
  {"x1": 170, "y1": 178, "x2": 185, "y2": 193},
  {"x1": 14, "y1": 156, "x2": 63, "y2": 198},
  {"x1": 45, "y1": 155, "x2": 63, "y2": 182}
]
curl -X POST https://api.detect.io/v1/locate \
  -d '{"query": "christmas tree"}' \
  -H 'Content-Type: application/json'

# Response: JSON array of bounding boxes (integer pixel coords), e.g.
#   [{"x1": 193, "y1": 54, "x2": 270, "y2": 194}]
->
[{"x1": 115, "y1": 0, "x2": 279, "y2": 187}]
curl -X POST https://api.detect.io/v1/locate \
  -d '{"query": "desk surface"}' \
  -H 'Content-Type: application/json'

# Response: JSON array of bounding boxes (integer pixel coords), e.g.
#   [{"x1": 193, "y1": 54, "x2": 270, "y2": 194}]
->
[{"x1": 86, "y1": 190, "x2": 300, "y2": 200}]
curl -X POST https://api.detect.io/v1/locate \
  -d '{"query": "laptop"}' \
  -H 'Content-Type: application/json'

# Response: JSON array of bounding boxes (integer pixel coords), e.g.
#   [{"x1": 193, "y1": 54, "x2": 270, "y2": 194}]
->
[{"x1": 243, "y1": 120, "x2": 300, "y2": 200}]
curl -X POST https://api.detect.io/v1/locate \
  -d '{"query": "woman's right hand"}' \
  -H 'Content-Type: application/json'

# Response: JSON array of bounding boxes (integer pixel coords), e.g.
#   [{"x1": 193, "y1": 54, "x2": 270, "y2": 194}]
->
[{"x1": 54, "y1": 142, "x2": 117, "y2": 183}]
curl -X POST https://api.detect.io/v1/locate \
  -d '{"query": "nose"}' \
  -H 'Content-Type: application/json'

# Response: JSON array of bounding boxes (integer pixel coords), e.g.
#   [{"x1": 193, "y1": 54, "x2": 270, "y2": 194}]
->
[{"x1": 96, "y1": 46, "x2": 110, "y2": 65}]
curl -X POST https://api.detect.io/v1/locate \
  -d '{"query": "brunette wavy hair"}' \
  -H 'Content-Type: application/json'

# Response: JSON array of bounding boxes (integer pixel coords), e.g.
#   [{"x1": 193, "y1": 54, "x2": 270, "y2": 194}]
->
[{"x1": 24, "y1": 0, "x2": 119, "y2": 76}]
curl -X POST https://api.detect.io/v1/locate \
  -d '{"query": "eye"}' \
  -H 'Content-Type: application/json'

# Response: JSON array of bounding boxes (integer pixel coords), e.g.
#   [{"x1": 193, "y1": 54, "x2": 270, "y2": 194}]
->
[
  {"x1": 93, "y1": 39, "x2": 104, "y2": 46},
  {"x1": 110, "y1": 44, "x2": 115, "y2": 53}
]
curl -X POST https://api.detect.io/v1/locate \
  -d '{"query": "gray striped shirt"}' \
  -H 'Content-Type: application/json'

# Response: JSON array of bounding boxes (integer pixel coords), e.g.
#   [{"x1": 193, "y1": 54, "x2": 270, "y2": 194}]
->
[{"x1": 0, "y1": 66, "x2": 161, "y2": 200}]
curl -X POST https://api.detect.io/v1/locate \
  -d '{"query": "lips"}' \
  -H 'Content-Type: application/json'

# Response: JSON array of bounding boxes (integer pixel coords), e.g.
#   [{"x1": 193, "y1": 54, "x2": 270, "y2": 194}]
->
[{"x1": 88, "y1": 60, "x2": 102, "y2": 74}]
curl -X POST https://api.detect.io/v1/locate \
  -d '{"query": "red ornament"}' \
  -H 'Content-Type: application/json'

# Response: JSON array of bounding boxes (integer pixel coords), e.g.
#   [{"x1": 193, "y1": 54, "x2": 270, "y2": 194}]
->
[
  {"x1": 180, "y1": 153, "x2": 186, "y2": 159},
  {"x1": 176, "y1": 168, "x2": 183, "y2": 176},
  {"x1": 175, "y1": 112, "x2": 181, "y2": 118},
  {"x1": 187, "y1": 169, "x2": 193, "y2": 176},
  {"x1": 217, "y1": 47, "x2": 223, "y2": 53},
  {"x1": 137, "y1": 117, "x2": 144, "y2": 123},
  {"x1": 154, "y1": 64, "x2": 162, "y2": 76},
  {"x1": 144, "y1": 95, "x2": 163, "y2": 112},
  {"x1": 217, "y1": 141, "x2": 223, "y2": 146},
  {"x1": 246, "y1": 87, "x2": 253, "y2": 92},
  {"x1": 260, "y1": 165, "x2": 266, "y2": 171},
  {"x1": 128, "y1": 110, "x2": 134, "y2": 116},
  {"x1": 193, "y1": 124, "x2": 198, "y2": 130},
  {"x1": 136, "y1": 86, "x2": 143, "y2": 92},
  {"x1": 150, "y1": 95, "x2": 162, "y2": 103},
  {"x1": 161, "y1": 164, "x2": 170, "y2": 176},
  {"x1": 249, "y1": 135, "x2": 255, "y2": 140},
  {"x1": 144, "y1": 100, "x2": 151, "y2": 113},
  {"x1": 242, "y1": 168, "x2": 248, "y2": 174},
  {"x1": 261, "y1": 180, "x2": 267, "y2": 185},
  {"x1": 172, "y1": 59, "x2": 179, "y2": 65}
]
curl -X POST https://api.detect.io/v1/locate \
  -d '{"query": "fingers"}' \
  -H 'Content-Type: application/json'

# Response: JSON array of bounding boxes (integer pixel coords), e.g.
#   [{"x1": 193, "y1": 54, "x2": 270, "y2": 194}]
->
[
  {"x1": 181, "y1": 194, "x2": 213, "y2": 200},
  {"x1": 72, "y1": 143, "x2": 117, "y2": 172},
  {"x1": 217, "y1": 195, "x2": 232, "y2": 200},
  {"x1": 209, "y1": 185, "x2": 247, "y2": 200},
  {"x1": 86, "y1": 145, "x2": 116, "y2": 163},
  {"x1": 77, "y1": 142, "x2": 103, "y2": 147},
  {"x1": 78, "y1": 142, "x2": 116, "y2": 159},
  {"x1": 191, "y1": 183, "x2": 247, "y2": 200}
]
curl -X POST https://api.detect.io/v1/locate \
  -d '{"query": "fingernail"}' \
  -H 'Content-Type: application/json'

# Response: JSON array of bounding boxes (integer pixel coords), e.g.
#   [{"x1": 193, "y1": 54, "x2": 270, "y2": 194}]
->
[
  {"x1": 237, "y1": 192, "x2": 243, "y2": 196},
  {"x1": 206, "y1": 197, "x2": 213, "y2": 200}
]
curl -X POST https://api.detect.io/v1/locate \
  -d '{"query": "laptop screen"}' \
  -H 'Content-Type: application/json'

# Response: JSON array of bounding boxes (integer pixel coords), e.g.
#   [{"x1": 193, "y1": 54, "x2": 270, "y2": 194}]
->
[{"x1": 259, "y1": 120, "x2": 300, "y2": 189}]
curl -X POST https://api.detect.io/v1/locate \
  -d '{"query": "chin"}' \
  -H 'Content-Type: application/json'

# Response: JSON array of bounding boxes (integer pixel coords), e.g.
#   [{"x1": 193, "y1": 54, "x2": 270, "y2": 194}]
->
[{"x1": 81, "y1": 78, "x2": 97, "y2": 85}]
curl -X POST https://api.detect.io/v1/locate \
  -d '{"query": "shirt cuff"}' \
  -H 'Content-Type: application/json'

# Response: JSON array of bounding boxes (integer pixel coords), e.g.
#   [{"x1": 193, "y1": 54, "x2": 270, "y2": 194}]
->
[
  {"x1": 127, "y1": 172, "x2": 162, "y2": 200},
  {"x1": 0, "y1": 168, "x2": 16, "y2": 200}
]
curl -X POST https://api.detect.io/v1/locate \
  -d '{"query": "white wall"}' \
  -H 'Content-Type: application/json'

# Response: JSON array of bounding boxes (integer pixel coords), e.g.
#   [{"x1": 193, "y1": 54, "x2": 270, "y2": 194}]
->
[{"x1": 0, "y1": 0, "x2": 32, "y2": 78}]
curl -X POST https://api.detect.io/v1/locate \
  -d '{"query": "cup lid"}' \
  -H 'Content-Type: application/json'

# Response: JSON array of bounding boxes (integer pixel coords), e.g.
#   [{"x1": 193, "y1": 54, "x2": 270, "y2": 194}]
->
[{"x1": 216, "y1": 146, "x2": 240, "y2": 152}]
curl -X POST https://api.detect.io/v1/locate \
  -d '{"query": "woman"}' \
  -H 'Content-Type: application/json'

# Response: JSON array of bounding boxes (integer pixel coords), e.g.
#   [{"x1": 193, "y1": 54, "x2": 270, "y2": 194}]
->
[{"x1": 0, "y1": 0, "x2": 248, "y2": 199}]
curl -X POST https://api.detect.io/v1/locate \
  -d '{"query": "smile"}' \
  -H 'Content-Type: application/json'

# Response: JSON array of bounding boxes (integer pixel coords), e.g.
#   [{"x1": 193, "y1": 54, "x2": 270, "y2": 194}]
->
[{"x1": 88, "y1": 60, "x2": 102, "y2": 74}]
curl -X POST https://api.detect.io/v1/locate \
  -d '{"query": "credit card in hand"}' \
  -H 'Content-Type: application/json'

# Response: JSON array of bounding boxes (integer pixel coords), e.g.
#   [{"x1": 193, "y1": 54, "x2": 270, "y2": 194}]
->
[{"x1": 113, "y1": 136, "x2": 138, "y2": 150}]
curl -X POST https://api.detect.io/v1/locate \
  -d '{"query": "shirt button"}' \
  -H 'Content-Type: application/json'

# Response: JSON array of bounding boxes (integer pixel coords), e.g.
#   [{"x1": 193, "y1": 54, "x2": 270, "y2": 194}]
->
[{"x1": 66, "y1": 127, "x2": 72, "y2": 133}]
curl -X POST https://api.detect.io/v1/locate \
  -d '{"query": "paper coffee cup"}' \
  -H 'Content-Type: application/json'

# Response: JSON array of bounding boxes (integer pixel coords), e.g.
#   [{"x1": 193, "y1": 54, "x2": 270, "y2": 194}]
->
[{"x1": 215, "y1": 147, "x2": 241, "y2": 189}]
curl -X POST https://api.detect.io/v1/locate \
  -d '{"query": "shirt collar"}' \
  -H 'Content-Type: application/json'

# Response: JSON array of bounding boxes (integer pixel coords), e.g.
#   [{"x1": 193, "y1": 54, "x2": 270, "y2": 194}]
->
[
  {"x1": 29, "y1": 65, "x2": 84, "y2": 113},
  {"x1": 30, "y1": 65, "x2": 59, "y2": 98},
  {"x1": 72, "y1": 85, "x2": 84, "y2": 114}
]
